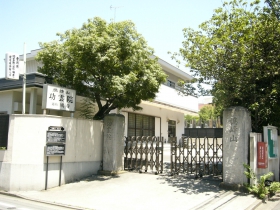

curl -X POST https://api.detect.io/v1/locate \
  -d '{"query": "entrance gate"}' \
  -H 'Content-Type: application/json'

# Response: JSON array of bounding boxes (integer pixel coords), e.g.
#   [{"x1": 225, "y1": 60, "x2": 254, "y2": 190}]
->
[
  {"x1": 171, "y1": 128, "x2": 223, "y2": 178},
  {"x1": 123, "y1": 128, "x2": 223, "y2": 178},
  {"x1": 124, "y1": 136, "x2": 164, "y2": 174}
]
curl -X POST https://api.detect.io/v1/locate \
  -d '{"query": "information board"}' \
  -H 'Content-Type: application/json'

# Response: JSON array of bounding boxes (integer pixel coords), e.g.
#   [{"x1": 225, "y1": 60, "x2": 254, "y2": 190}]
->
[
  {"x1": 46, "y1": 144, "x2": 66, "y2": 156},
  {"x1": 5, "y1": 53, "x2": 20, "y2": 80},
  {"x1": 257, "y1": 142, "x2": 268, "y2": 168},
  {"x1": 268, "y1": 129, "x2": 277, "y2": 158},
  {"x1": 46, "y1": 131, "x2": 66, "y2": 143},
  {"x1": 42, "y1": 84, "x2": 76, "y2": 112}
]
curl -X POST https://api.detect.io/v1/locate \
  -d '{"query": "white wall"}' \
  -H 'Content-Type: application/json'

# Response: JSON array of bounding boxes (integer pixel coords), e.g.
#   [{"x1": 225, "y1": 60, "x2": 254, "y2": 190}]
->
[
  {"x1": 250, "y1": 132, "x2": 280, "y2": 184},
  {"x1": 0, "y1": 114, "x2": 103, "y2": 191},
  {"x1": 155, "y1": 85, "x2": 198, "y2": 113},
  {"x1": 0, "y1": 91, "x2": 13, "y2": 114},
  {"x1": 120, "y1": 101, "x2": 185, "y2": 143}
]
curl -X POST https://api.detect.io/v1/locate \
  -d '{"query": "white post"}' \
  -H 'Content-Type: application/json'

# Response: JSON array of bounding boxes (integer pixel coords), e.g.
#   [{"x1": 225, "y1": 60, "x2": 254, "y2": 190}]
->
[{"x1": 22, "y1": 43, "x2": 26, "y2": 114}]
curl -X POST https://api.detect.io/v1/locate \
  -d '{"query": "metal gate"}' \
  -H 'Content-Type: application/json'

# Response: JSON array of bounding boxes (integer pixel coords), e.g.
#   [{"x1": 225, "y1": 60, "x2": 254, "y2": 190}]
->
[
  {"x1": 124, "y1": 136, "x2": 164, "y2": 174},
  {"x1": 0, "y1": 114, "x2": 9, "y2": 149},
  {"x1": 170, "y1": 128, "x2": 223, "y2": 178}
]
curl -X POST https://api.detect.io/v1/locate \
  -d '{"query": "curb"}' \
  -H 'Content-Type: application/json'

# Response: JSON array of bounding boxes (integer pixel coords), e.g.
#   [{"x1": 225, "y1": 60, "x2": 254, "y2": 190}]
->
[{"x1": 0, "y1": 191, "x2": 93, "y2": 210}]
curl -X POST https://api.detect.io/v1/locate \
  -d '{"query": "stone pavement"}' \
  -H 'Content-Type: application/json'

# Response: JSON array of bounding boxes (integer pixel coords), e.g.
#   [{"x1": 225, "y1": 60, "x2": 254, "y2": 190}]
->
[{"x1": 2, "y1": 171, "x2": 279, "y2": 210}]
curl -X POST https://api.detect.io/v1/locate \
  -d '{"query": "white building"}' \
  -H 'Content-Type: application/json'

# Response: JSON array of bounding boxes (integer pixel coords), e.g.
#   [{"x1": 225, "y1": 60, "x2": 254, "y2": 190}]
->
[{"x1": 0, "y1": 49, "x2": 198, "y2": 143}]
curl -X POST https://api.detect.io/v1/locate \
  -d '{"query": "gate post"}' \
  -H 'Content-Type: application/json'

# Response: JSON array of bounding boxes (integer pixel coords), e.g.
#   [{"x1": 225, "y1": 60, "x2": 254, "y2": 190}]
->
[
  {"x1": 99, "y1": 114, "x2": 125, "y2": 175},
  {"x1": 221, "y1": 106, "x2": 251, "y2": 190}
]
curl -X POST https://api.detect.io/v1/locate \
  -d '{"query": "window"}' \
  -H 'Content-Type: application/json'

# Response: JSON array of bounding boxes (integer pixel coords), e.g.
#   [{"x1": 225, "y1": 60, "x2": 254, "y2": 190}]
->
[
  {"x1": 167, "y1": 80, "x2": 175, "y2": 88},
  {"x1": 128, "y1": 113, "x2": 155, "y2": 137},
  {"x1": 168, "y1": 120, "x2": 176, "y2": 137}
]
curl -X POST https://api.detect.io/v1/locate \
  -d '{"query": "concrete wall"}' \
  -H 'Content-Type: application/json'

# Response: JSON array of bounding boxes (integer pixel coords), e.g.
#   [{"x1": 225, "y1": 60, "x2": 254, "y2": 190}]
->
[{"x1": 0, "y1": 114, "x2": 103, "y2": 191}]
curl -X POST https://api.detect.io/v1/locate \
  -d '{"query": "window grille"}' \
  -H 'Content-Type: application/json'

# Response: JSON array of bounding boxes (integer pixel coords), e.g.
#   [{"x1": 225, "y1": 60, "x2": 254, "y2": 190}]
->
[{"x1": 128, "y1": 113, "x2": 155, "y2": 137}]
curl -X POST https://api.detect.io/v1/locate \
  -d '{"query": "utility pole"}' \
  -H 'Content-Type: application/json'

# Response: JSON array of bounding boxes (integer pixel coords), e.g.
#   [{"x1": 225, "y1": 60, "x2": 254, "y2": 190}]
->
[
  {"x1": 110, "y1": 5, "x2": 123, "y2": 22},
  {"x1": 22, "y1": 43, "x2": 26, "y2": 114}
]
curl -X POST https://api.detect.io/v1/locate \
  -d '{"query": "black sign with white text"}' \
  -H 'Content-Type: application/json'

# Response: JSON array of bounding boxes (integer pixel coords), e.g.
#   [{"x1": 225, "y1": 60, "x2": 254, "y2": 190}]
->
[
  {"x1": 46, "y1": 144, "x2": 65, "y2": 156},
  {"x1": 46, "y1": 131, "x2": 66, "y2": 143}
]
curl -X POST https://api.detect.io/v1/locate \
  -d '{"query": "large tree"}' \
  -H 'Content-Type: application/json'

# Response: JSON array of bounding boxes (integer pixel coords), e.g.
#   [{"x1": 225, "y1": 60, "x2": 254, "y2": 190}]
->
[
  {"x1": 177, "y1": 0, "x2": 280, "y2": 132},
  {"x1": 36, "y1": 17, "x2": 167, "y2": 120}
]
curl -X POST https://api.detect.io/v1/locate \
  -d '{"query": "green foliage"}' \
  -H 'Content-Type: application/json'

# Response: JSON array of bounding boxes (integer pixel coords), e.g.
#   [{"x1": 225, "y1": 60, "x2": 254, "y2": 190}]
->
[
  {"x1": 185, "y1": 114, "x2": 199, "y2": 127},
  {"x1": 199, "y1": 105, "x2": 215, "y2": 123},
  {"x1": 243, "y1": 164, "x2": 280, "y2": 199},
  {"x1": 36, "y1": 17, "x2": 167, "y2": 120},
  {"x1": 269, "y1": 181, "x2": 280, "y2": 194},
  {"x1": 79, "y1": 98, "x2": 95, "y2": 120},
  {"x1": 176, "y1": 0, "x2": 280, "y2": 132},
  {"x1": 266, "y1": 0, "x2": 280, "y2": 20},
  {"x1": 185, "y1": 114, "x2": 199, "y2": 121}
]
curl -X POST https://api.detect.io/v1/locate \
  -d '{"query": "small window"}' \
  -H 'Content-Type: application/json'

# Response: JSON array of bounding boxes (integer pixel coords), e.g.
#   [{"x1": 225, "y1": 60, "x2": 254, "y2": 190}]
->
[
  {"x1": 128, "y1": 113, "x2": 155, "y2": 137},
  {"x1": 167, "y1": 80, "x2": 175, "y2": 88}
]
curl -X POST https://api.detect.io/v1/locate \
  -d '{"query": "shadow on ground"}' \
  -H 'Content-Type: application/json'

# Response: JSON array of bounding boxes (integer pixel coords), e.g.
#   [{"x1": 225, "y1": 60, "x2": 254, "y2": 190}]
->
[
  {"x1": 76, "y1": 174, "x2": 121, "y2": 182},
  {"x1": 155, "y1": 162, "x2": 223, "y2": 195}
]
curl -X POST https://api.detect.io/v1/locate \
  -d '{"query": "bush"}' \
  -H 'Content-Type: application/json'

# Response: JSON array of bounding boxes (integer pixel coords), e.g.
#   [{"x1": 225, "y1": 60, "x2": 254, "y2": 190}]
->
[{"x1": 243, "y1": 164, "x2": 280, "y2": 199}]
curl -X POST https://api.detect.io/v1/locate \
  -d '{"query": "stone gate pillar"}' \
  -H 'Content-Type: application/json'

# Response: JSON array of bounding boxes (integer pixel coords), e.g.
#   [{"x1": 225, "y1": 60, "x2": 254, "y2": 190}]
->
[
  {"x1": 101, "y1": 114, "x2": 125, "y2": 175},
  {"x1": 222, "y1": 106, "x2": 251, "y2": 189}
]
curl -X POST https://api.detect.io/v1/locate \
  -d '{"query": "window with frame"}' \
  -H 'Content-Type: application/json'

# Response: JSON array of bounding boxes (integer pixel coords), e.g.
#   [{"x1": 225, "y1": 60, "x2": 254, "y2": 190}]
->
[
  {"x1": 128, "y1": 113, "x2": 155, "y2": 137},
  {"x1": 167, "y1": 80, "x2": 176, "y2": 88}
]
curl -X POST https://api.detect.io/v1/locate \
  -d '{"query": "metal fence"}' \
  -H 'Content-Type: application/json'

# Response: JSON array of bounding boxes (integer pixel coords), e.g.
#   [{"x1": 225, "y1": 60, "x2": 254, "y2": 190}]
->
[
  {"x1": 171, "y1": 128, "x2": 223, "y2": 178},
  {"x1": 124, "y1": 136, "x2": 164, "y2": 174}
]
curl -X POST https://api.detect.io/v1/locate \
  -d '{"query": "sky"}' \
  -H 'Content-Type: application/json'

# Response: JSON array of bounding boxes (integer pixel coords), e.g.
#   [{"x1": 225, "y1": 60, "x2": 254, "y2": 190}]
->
[{"x1": 0, "y1": 0, "x2": 240, "y2": 78}]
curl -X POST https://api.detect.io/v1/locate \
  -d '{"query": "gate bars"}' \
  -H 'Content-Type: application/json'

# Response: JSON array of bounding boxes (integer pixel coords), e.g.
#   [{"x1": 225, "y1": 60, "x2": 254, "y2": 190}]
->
[
  {"x1": 124, "y1": 136, "x2": 164, "y2": 174},
  {"x1": 170, "y1": 136, "x2": 223, "y2": 178}
]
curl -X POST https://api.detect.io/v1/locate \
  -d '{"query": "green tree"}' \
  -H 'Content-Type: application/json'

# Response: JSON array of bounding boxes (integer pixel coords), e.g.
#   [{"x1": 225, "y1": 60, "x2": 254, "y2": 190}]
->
[
  {"x1": 266, "y1": 0, "x2": 280, "y2": 19},
  {"x1": 177, "y1": 0, "x2": 280, "y2": 132},
  {"x1": 185, "y1": 114, "x2": 199, "y2": 127},
  {"x1": 199, "y1": 105, "x2": 214, "y2": 124},
  {"x1": 36, "y1": 17, "x2": 167, "y2": 120}
]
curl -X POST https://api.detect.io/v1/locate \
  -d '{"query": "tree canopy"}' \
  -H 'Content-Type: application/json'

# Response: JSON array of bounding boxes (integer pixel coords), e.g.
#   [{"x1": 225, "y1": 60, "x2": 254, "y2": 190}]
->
[
  {"x1": 177, "y1": 0, "x2": 280, "y2": 132},
  {"x1": 199, "y1": 105, "x2": 215, "y2": 124},
  {"x1": 36, "y1": 17, "x2": 167, "y2": 120}
]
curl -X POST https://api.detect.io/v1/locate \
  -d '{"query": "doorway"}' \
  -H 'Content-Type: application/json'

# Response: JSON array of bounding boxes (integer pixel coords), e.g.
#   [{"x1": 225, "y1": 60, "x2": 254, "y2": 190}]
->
[{"x1": 168, "y1": 120, "x2": 176, "y2": 143}]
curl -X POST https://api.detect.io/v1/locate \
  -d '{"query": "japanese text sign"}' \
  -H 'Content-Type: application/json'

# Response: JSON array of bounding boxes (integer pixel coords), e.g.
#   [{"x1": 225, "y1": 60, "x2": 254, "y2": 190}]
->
[
  {"x1": 5, "y1": 53, "x2": 19, "y2": 80},
  {"x1": 257, "y1": 142, "x2": 268, "y2": 168},
  {"x1": 46, "y1": 144, "x2": 66, "y2": 156},
  {"x1": 42, "y1": 84, "x2": 76, "y2": 112}
]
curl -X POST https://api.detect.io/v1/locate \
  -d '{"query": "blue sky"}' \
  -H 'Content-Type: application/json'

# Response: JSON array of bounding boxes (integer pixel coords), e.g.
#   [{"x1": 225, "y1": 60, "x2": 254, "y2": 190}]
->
[{"x1": 0, "y1": 0, "x2": 243, "y2": 78}]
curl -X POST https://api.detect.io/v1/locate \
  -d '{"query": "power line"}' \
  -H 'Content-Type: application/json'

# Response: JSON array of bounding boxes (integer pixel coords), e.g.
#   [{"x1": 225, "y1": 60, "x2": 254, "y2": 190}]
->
[{"x1": 110, "y1": 5, "x2": 123, "y2": 22}]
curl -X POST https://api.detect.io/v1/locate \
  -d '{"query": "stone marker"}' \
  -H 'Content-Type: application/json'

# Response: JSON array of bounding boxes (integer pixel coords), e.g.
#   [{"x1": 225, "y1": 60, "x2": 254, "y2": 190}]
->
[
  {"x1": 100, "y1": 114, "x2": 125, "y2": 175},
  {"x1": 221, "y1": 106, "x2": 251, "y2": 190}
]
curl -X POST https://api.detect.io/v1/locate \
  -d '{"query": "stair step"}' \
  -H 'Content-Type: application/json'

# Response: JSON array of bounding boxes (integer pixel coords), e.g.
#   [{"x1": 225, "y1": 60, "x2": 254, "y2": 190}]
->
[
  {"x1": 191, "y1": 191, "x2": 258, "y2": 210},
  {"x1": 216, "y1": 193, "x2": 257, "y2": 210},
  {"x1": 190, "y1": 191, "x2": 232, "y2": 210}
]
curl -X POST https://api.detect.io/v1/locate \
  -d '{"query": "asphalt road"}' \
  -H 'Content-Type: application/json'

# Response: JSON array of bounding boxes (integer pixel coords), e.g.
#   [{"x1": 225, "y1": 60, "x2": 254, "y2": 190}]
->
[{"x1": 0, "y1": 194, "x2": 75, "y2": 210}]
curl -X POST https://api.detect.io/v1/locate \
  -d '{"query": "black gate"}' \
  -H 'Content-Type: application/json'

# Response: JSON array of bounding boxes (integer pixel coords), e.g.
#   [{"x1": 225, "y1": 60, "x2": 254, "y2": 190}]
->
[
  {"x1": 0, "y1": 114, "x2": 9, "y2": 149},
  {"x1": 124, "y1": 136, "x2": 164, "y2": 174},
  {"x1": 170, "y1": 128, "x2": 223, "y2": 178}
]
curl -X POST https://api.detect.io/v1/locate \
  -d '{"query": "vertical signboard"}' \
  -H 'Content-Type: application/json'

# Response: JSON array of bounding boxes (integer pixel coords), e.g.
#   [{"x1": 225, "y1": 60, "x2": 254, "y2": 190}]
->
[
  {"x1": 5, "y1": 53, "x2": 20, "y2": 80},
  {"x1": 257, "y1": 142, "x2": 268, "y2": 168},
  {"x1": 42, "y1": 84, "x2": 76, "y2": 112},
  {"x1": 268, "y1": 129, "x2": 277, "y2": 158}
]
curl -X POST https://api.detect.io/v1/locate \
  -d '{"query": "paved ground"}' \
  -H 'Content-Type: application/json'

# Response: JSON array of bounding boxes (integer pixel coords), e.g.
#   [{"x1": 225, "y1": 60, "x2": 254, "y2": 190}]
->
[
  {"x1": 1, "y1": 144, "x2": 279, "y2": 209},
  {"x1": 4, "y1": 171, "x2": 274, "y2": 210}
]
